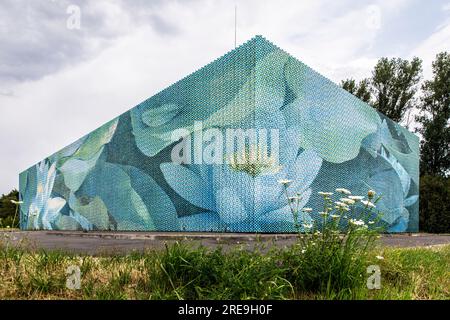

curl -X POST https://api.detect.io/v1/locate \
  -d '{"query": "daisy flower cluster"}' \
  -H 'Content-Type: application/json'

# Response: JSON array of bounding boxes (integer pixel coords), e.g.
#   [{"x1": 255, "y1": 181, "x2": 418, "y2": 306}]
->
[{"x1": 278, "y1": 179, "x2": 380, "y2": 234}]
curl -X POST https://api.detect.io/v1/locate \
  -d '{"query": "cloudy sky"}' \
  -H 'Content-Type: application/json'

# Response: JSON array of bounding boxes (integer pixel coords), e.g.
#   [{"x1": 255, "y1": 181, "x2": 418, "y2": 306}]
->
[{"x1": 0, "y1": 0, "x2": 449, "y2": 194}]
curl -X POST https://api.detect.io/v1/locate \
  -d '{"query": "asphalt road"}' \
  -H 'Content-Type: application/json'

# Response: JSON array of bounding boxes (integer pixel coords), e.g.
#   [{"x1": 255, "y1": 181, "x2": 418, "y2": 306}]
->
[{"x1": 1, "y1": 231, "x2": 449, "y2": 255}]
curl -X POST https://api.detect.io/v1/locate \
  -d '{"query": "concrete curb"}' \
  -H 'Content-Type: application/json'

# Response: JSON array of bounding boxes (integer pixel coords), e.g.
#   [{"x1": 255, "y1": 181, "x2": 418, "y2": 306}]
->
[{"x1": 45, "y1": 231, "x2": 299, "y2": 242}]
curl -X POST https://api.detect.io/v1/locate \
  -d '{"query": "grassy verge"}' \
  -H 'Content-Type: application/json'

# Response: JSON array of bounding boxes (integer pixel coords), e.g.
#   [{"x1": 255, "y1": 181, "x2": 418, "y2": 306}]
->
[{"x1": 0, "y1": 242, "x2": 448, "y2": 300}]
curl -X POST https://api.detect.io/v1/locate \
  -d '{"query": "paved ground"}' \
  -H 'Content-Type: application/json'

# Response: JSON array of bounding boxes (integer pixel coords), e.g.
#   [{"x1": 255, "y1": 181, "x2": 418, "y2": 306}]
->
[{"x1": 1, "y1": 231, "x2": 449, "y2": 255}]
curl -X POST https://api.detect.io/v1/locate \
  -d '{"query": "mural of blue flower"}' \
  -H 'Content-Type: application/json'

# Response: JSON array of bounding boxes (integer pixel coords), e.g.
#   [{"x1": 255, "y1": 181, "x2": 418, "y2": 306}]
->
[
  {"x1": 19, "y1": 35, "x2": 420, "y2": 233},
  {"x1": 27, "y1": 161, "x2": 66, "y2": 229},
  {"x1": 160, "y1": 109, "x2": 322, "y2": 232}
]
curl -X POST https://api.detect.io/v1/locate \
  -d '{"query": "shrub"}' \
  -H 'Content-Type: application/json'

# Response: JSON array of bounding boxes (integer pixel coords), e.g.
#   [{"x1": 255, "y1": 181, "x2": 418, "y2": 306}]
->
[
  {"x1": 277, "y1": 185, "x2": 383, "y2": 298},
  {"x1": 0, "y1": 215, "x2": 19, "y2": 229},
  {"x1": 419, "y1": 175, "x2": 450, "y2": 233},
  {"x1": 0, "y1": 190, "x2": 19, "y2": 216},
  {"x1": 0, "y1": 189, "x2": 20, "y2": 229}
]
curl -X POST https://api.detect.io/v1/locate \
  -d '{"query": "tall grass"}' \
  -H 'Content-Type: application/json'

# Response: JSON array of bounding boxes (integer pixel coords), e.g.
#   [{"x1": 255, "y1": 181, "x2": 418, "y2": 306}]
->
[
  {"x1": 276, "y1": 185, "x2": 384, "y2": 298},
  {"x1": 1, "y1": 240, "x2": 448, "y2": 300}
]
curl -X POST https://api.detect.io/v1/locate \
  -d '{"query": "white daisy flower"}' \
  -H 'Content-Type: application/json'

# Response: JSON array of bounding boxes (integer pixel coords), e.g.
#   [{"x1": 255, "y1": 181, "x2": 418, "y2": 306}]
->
[
  {"x1": 349, "y1": 219, "x2": 366, "y2": 226},
  {"x1": 340, "y1": 198, "x2": 356, "y2": 205},
  {"x1": 348, "y1": 196, "x2": 364, "y2": 201},
  {"x1": 336, "y1": 188, "x2": 351, "y2": 195},
  {"x1": 361, "y1": 200, "x2": 376, "y2": 208}
]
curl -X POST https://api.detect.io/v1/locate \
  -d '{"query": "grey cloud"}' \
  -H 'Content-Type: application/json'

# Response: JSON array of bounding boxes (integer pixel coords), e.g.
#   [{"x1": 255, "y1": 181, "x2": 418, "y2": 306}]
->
[
  {"x1": 115, "y1": 0, "x2": 183, "y2": 35},
  {"x1": 148, "y1": 13, "x2": 180, "y2": 35},
  {"x1": 0, "y1": 0, "x2": 187, "y2": 87},
  {"x1": 0, "y1": 0, "x2": 124, "y2": 85},
  {"x1": 0, "y1": 89, "x2": 14, "y2": 96}
]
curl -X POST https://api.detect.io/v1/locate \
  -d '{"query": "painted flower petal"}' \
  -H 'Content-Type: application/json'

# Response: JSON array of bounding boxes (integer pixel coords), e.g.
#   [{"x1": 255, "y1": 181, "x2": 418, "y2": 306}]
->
[
  {"x1": 260, "y1": 188, "x2": 312, "y2": 223},
  {"x1": 215, "y1": 187, "x2": 248, "y2": 224},
  {"x1": 379, "y1": 146, "x2": 411, "y2": 197},
  {"x1": 284, "y1": 59, "x2": 381, "y2": 163},
  {"x1": 404, "y1": 195, "x2": 419, "y2": 207},
  {"x1": 69, "y1": 210, "x2": 93, "y2": 231},
  {"x1": 78, "y1": 162, "x2": 155, "y2": 230},
  {"x1": 204, "y1": 50, "x2": 288, "y2": 128},
  {"x1": 365, "y1": 169, "x2": 404, "y2": 225},
  {"x1": 68, "y1": 193, "x2": 109, "y2": 230},
  {"x1": 254, "y1": 109, "x2": 301, "y2": 167},
  {"x1": 161, "y1": 163, "x2": 215, "y2": 211},
  {"x1": 260, "y1": 205, "x2": 294, "y2": 223},
  {"x1": 141, "y1": 103, "x2": 183, "y2": 127},
  {"x1": 124, "y1": 165, "x2": 180, "y2": 231},
  {"x1": 59, "y1": 147, "x2": 104, "y2": 192},
  {"x1": 54, "y1": 215, "x2": 82, "y2": 230},
  {"x1": 50, "y1": 137, "x2": 87, "y2": 164},
  {"x1": 178, "y1": 212, "x2": 226, "y2": 232},
  {"x1": 45, "y1": 162, "x2": 57, "y2": 197},
  {"x1": 388, "y1": 210, "x2": 409, "y2": 232},
  {"x1": 131, "y1": 127, "x2": 173, "y2": 158},
  {"x1": 384, "y1": 146, "x2": 419, "y2": 186},
  {"x1": 287, "y1": 150, "x2": 322, "y2": 194},
  {"x1": 254, "y1": 175, "x2": 285, "y2": 216},
  {"x1": 255, "y1": 50, "x2": 289, "y2": 114},
  {"x1": 19, "y1": 168, "x2": 36, "y2": 228},
  {"x1": 364, "y1": 119, "x2": 420, "y2": 186},
  {"x1": 47, "y1": 197, "x2": 67, "y2": 214},
  {"x1": 259, "y1": 202, "x2": 313, "y2": 232},
  {"x1": 212, "y1": 164, "x2": 255, "y2": 213},
  {"x1": 72, "y1": 118, "x2": 118, "y2": 161},
  {"x1": 42, "y1": 197, "x2": 66, "y2": 229}
]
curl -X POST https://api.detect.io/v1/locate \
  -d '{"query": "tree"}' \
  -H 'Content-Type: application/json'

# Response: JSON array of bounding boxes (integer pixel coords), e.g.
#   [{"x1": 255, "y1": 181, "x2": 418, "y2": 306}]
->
[
  {"x1": 341, "y1": 57, "x2": 422, "y2": 123},
  {"x1": 371, "y1": 57, "x2": 422, "y2": 122},
  {"x1": 0, "y1": 189, "x2": 19, "y2": 219},
  {"x1": 341, "y1": 78, "x2": 371, "y2": 103},
  {"x1": 419, "y1": 175, "x2": 450, "y2": 233},
  {"x1": 416, "y1": 52, "x2": 450, "y2": 177},
  {"x1": 0, "y1": 189, "x2": 20, "y2": 228}
]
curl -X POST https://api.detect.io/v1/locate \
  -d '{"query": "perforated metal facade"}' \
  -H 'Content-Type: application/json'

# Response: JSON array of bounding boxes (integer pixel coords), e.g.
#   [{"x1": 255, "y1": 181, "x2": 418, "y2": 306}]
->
[{"x1": 19, "y1": 36, "x2": 419, "y2": 232}]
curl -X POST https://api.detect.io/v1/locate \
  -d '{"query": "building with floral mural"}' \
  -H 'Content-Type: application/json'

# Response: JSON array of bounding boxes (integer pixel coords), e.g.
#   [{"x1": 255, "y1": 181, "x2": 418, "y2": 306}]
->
[{"x1": 19, "y1": 36, "x2": 419, "y2": 233}]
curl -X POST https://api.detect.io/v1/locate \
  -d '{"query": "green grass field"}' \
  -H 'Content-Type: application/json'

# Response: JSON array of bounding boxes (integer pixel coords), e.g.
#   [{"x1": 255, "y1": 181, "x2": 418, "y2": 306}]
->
[{"x1": 0, "y1": 242, "x2": 448, "y2": 300}]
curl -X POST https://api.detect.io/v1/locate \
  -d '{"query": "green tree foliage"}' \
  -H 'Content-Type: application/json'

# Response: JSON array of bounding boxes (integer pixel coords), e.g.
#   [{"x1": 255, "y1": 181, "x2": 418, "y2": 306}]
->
[
  {"x1": 371, "y1": 57, "x2": 422, "y2": 122},
  {"x1": 0, "y1": 189, "x2": 19, "y2": 219},
  {"x1": 419, "y1": 175, "x2": 450, "y2": 233},
  {"x1": 416, "y1": 52, "x2": 450, "y2": 177},
  {"x1": 341, "y1": 57, "x2": 422, "y2": 123},
  {"x1": 341, "y1": 78, "x2": 372, "y2": 103},
  {"x1": 0, "y1": 189, "x2": 19, "y2": 228}
]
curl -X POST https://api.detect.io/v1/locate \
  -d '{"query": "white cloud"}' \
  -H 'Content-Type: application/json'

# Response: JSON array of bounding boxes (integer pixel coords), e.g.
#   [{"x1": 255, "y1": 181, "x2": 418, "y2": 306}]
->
[{"x1": 411, "y1": 18, "x2": 450, "y2": 79}]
